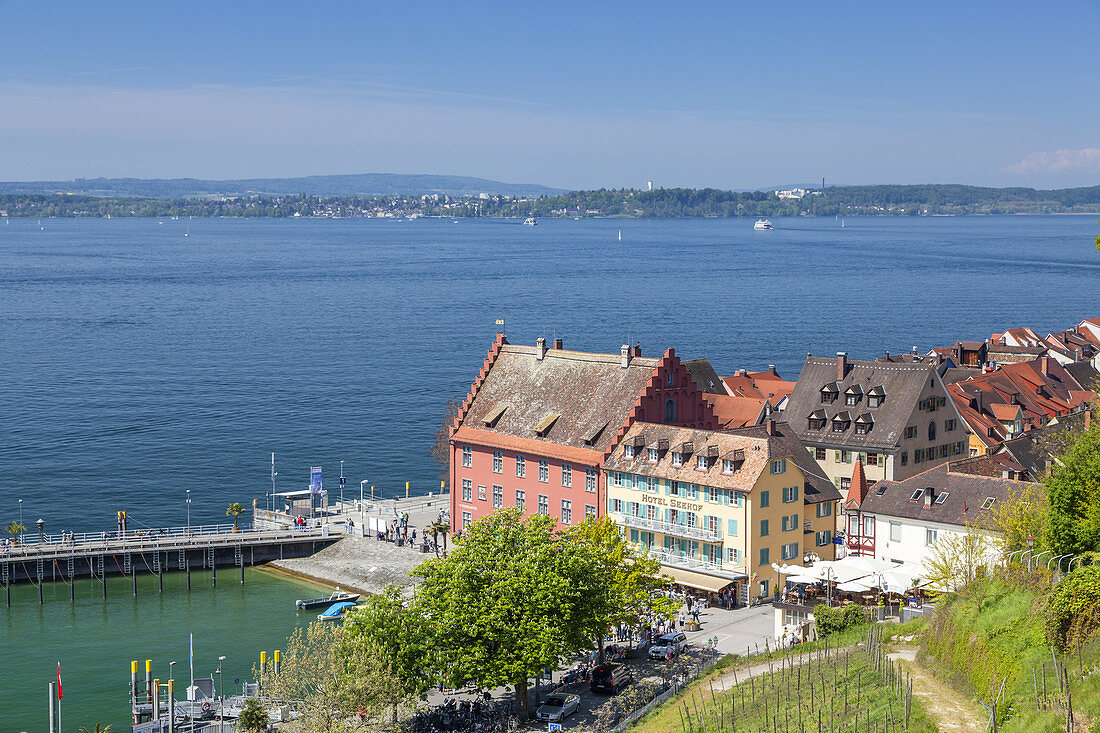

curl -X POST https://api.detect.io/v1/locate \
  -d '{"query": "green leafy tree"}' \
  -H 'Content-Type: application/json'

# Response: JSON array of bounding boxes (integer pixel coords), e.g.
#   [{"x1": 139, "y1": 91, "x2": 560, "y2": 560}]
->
[
  {"x1": 343, "y1": 587, "x2": 438, "y2": 699},
  {"x1": 411, "y1": 509, "x2": 592, "y2": 719},
  {"x1": 1044, "y1": 565, "x2": 1100, "y2": 651},
  {"x1": 226, "y1": 502, "x2": 245, "y2": 530},
  {"x1": 426, "y1": 520, "x2": 450, "y2": 555},
  {"x1": 1044, "y1": 421, "x2": 1100, "y2": 555},
  {"x1": 236, "y1": 696, "x2": 267, "y2": 732},
  {"x1": 262, "y1": 621, "x2": 407, "y2": 733},
  {"x1": 978, "y1": 481, "x2": 1050, "y2": 555},
  {"x1": 78, "y1": 726, "x2": 113, "y2": 733},
  {"x1": 567, "y1": 516, "x2": 676, "y2": 662}
]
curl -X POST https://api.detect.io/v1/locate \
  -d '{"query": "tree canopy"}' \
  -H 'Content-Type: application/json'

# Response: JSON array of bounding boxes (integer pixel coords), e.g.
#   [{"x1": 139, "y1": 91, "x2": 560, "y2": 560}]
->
[{"x1": 1044, "y1": 421, "x2": 1100, "y2": 555}]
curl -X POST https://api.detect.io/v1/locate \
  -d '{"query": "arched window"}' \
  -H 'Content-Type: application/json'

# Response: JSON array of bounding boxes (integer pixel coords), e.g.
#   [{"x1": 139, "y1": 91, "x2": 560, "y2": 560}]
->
[
  {"x1": 666, "y1": 371, "x2": 674, "y2": 386},
  {"x1": 928, "y1": 421, "x2": 936, "y2": 441},
  {"x1": 664, "y1": 398, "x2": 676, "y2": 422}
]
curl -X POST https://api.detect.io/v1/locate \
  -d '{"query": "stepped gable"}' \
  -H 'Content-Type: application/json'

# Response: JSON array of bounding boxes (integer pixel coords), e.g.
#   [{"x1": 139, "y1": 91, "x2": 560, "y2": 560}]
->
[
  {"x1": 859, "y1": 462, "x2": 1029, "y2": 527},
  {"x1": 786, "y1": 356, "x2": 937, "y2": 450},
  {"x1": 723, "y1": 421, "x2": 842, "y2": 504},
  {"x1": 450, "y1": 332, "x2": 508, "y2": 437},
  {"x1": 456, "y1": 341, "x2": 717, "y2": 458}
]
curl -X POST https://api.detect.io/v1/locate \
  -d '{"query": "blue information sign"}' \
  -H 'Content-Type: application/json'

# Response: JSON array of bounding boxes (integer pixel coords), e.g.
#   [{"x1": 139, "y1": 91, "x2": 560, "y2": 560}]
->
[{"x1": 311, "y1": 466, "x2": 323, "y2": 494}]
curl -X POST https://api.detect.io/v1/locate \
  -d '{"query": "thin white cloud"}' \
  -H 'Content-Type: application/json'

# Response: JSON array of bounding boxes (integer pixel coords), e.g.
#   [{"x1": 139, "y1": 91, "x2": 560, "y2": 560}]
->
[{"x1": 1003, "y1": 148, "x2": 1100, "y2": 175}]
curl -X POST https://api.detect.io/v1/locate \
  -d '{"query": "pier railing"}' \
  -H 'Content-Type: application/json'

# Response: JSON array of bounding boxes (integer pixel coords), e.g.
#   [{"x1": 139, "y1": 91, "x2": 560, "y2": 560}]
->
[{"x1": 1, "y1": 524, "x2": 331, "y2": 562}]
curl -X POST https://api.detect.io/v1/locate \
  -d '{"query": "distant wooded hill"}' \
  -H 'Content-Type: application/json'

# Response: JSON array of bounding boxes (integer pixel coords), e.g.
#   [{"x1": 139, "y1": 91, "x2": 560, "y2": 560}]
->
[{"x1": 0, "y1": 173, "x2": 567, "y2": 199}]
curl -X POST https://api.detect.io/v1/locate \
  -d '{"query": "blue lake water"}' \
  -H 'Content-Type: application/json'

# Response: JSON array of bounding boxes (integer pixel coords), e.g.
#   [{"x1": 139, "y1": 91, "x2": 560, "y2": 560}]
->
[{"x1": 0, "y1": 214, "x2": 1097, "y2": 727}]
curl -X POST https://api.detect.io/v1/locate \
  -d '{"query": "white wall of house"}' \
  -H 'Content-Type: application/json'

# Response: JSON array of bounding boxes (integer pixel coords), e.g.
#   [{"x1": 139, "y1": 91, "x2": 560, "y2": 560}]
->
[{"x1": 870, "y1": 515, "x2": 1001, "y2": 567}]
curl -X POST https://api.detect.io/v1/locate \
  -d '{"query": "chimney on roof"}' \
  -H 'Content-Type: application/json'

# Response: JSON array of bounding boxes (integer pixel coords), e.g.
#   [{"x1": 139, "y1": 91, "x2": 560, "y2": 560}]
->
[
  {"x1": 737, "y1": 369, "x2": 748, "y2": 377},
  {"x1": 884, "y1": 350, "x2": 890, "y2": 360},
  {"x1": 837, "y1": 352, "x2": 848, "y2": 381},
  {"x1": 912, "y1": 345, "x2": 918, "y2": 355},
  {"x1": 766, "y1": 419, "x2": 777, "y2": 436},
  {"x1": 621, "y1": 344, "x2": 632, "y2": 369},
  {"x1": 536, "y1": 337, "x2": 547, "y2": 361},
  {"x1": 633, "y1": 342, "x2": 642, "y2": 358},
  {"x1": 553, "y1": 338, "x2": 563, "y2": 350},
  {"x1": 1087, "y1": 411, "x2": 1092, "y2": 429},
  {"x1": 1041, "y1": 356, "x2": 1050, "y2": 376},
  {"x1": 924, "y1": 487, "x2": 934, "y2": 508},
  {"x1": 768, "y1": 364, "x2": 778, "y2": 376},
  {"x1": 1075, "y1": 348, "x2": 1081, "y2": 361},
  {"x1": 935, "y1": 353, "x2": 943, "y2": 366}
]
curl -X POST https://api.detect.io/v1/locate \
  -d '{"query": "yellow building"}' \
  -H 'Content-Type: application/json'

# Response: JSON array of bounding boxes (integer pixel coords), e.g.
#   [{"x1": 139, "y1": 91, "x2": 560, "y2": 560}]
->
[{"x1": 604, "y1": 420, "x2": 841, "y2": 603}]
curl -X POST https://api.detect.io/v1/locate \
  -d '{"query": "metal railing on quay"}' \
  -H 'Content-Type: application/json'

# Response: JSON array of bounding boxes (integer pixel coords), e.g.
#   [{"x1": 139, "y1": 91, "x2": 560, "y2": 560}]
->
[{"x1": 0, "y1": 524, "x2": 331, "y2": 561}]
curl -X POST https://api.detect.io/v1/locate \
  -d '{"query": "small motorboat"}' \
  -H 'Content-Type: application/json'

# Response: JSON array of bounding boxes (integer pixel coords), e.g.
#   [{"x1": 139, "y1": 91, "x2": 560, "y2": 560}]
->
[
  {"x1": 295, "y1": 588, "x2": 360, "y2": 610},
  {"x1": 317, "y1": 601, "x2": 358, "y2": 621}
]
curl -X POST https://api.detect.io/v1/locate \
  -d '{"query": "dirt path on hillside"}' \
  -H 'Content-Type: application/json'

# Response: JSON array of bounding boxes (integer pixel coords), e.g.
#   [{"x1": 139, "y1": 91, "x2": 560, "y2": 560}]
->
[{"x1": 887, "y1": 647, "x2": 988, "y2": 732}]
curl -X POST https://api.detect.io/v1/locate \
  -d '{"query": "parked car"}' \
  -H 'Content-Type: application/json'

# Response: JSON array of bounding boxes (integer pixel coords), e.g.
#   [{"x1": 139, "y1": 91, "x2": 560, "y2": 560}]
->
[
  {"x1": 536, "y1": 692, "x2": 581, "y2": 722},
  {"x1": 591, "y1": 662, "x2": 634, "y2": 693},
  {"x1": 648, "y1": 631, "x2": 689, "y2": 659}
]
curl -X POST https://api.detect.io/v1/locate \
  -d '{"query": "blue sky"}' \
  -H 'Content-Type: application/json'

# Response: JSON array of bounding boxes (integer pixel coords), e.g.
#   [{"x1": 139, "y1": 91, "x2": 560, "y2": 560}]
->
[{"x1": 1, "y1": 1, "x2": 1098, "y2": 190}]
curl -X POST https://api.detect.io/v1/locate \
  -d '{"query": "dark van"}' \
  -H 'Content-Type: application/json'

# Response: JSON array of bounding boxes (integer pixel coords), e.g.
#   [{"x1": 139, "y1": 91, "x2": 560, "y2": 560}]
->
[{"x1": 591, "y1": 662, "x2": 634, "y2": 694}]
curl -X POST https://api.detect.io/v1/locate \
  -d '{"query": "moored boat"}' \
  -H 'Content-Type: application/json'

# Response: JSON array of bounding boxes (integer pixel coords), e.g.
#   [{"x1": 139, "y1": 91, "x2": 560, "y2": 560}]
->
[
  {"x1": 317, "y1": 601, "x2": 358, "y2": 621},
  {"x1": 295, "y1": 588, "x2": 360, "y2": 610}
]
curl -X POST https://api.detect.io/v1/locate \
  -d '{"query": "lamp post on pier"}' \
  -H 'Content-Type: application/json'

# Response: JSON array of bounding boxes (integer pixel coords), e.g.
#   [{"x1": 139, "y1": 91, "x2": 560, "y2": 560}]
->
[
  {"x1": 217, "y1": 656, "x2": 226, "y2": 721},
  {"x1": 18, "y1": 498, "x2": 23, "y2": 543},
  {"x1": 186, "y1": 490, "x2": 191, "y2": 534}
]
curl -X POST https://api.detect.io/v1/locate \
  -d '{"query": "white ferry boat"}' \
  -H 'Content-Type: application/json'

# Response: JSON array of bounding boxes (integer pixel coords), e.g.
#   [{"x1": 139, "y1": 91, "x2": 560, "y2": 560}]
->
[{"x1": 753, "y1": 219, "x2": 773, "y2": 230}]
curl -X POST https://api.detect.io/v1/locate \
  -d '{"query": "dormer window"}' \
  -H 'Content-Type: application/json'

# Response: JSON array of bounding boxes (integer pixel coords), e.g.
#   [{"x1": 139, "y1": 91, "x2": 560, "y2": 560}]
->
[
  {"x1": 867, "y1": 386, "x2": 885, "y2": 408},
  {"x1": 696, "y1": 454, "x2": 707, "y2": 470},
  {"x1": 844, "y1": 384, "x2": 863, "y2": 407},
  {"x1": 820, "y1": 382, "x2": 839, "y2": 404},
  {"x1": 624, "y1": 445, "x2": 635, "y2": 459},
  {"x1": 831, "y1": 411, "x2": 852, "y2": 433},
  {"x1": 648, "y1": 448, "x2": 659, "y2": 463},
  {"x1": 807, "y1": 409, "x2": 827, "y2": 430},
  {"x1": 854, "y1": 414, "x2": 874, "y2": 435},
  {"x1": 723, "y1": 459, "x2": 735, "y2": 474},
  {"x1": 672, "y1": 452, "x2": 683, "y2": 467}
]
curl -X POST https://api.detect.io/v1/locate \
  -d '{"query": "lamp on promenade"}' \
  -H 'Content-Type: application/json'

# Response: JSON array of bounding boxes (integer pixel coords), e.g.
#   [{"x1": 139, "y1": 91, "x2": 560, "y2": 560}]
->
[
  {"x1": 1026, "y1": 534, "x2": 1035, "y2": 570},
  {"x1": 169, "y1": 661, "x2": 176, "y2": 684},
  {"x1": 217, "y1": 656, "x2": 226, "y2": 721},
  {"x1": 18, "y1": 498, "x2": 23, "y2": 543},
  {"x1": 186, "y1": 490, "x2": 191, "y2": 534}
]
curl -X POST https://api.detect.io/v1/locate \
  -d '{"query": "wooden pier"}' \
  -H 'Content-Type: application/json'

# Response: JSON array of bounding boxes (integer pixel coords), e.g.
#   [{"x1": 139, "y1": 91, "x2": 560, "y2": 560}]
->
[{"x1": 0, "y1": 523, "x2": 341, "y2": 605}]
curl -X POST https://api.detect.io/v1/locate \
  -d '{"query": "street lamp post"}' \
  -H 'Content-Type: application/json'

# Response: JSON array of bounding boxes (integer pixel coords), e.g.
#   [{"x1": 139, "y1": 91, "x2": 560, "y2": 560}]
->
[
  {"x1": 169, "y1": 661, "x2": 176, "y2": 684},
  {"x1": 340, "y1": 460, "x2": 344, "y2": 509},
  {"x1": 1026, "y1": 534, "x2": 1035, "y2": 571},
  {"x1": 186, "y1": 490, "x2": 191, "y2": 534},
  {"x1": 18, "y1": 499, "x2": 23, "y2": 543},
  {"x1": 217, "y1": 656, "x2": 226, "y2": 721}
]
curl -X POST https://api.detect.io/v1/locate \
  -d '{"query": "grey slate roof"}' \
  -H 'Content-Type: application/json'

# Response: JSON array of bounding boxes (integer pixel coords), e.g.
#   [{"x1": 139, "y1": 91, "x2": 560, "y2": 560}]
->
[
  {"x1": 683, "y1": 359, "x2": 727, "y2": 395},
  {"x1": 859, "y1": 462, "x2": 1029, "y2": 527},
  {"x1": 1064, "y1": 360, "x2": 1100, "y2": 391},
  {"x1": 724, "y1": 422, "x2": 842, "y2": 504},
  {"x1": 786, "y1": 357, "x2": 938, "y2": 450}
]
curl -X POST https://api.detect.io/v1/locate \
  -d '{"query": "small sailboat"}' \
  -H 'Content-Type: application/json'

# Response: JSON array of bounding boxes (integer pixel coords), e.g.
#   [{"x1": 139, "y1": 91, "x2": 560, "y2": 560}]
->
[
  {"x1": 841, "y1": 218, "x2": 846, "y2": 228},
  {"x1": 38, "y1": 219, "x2": 44, "y2": 231},
  {"x1": 617, "y1": 229, "x2": 622, "y2": 242},
  {"x1": 184, "y1": 216, "x2": 191, "y2": 237}
]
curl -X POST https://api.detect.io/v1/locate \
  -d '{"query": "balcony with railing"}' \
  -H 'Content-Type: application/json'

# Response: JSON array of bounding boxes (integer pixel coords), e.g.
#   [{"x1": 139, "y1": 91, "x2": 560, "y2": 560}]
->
[
  {"x1": 613, "y1": 512, "x2": 721, "y2": 543},
  {"x1": 648, "y1": 548, "x2": 748, "y2": 580}
]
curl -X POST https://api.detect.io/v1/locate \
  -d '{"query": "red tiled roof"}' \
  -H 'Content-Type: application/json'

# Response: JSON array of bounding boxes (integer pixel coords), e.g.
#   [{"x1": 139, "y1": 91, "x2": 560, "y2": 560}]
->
[{"x1": 706, "y1": 394, "x2": 768, "y2": 429}]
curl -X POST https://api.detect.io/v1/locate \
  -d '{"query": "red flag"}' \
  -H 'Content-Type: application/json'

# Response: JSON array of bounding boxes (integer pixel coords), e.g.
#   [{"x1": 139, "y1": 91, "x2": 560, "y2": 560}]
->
[{"x1": 57, "y1": 661, "x2": 63, "y2": 699}]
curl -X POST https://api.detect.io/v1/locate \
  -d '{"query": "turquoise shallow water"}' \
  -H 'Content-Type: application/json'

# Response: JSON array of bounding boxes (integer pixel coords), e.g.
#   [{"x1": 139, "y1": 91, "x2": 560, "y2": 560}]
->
[
  {"x1": 1, "y1": 214, "x2": 1099, "y2": 729},
  {"x1": 0, "y1": 567, "x2": 325, "y2": 731}
]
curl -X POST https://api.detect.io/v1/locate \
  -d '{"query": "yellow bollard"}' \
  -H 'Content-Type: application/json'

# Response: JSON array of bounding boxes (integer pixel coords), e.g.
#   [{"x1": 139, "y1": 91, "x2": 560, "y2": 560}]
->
[{"x1": 406, "y1": 481, "x2": 410, "y2": 498}]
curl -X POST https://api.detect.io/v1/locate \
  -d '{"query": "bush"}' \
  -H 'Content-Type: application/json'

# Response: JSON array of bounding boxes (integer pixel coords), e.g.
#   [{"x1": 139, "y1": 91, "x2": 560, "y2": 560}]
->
[
  {"x1": 814, "y1": 603, "x2": 867, "y2": 636},
  {"x1": 1045, "y1": 566, "x2": 1100, "y2": 651}
]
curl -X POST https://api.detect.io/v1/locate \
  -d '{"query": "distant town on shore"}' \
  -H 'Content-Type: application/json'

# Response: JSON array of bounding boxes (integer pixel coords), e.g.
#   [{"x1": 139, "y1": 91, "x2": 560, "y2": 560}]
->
[{"x1": 2, "y1": 175, "x2": 1100, "y2": 219}]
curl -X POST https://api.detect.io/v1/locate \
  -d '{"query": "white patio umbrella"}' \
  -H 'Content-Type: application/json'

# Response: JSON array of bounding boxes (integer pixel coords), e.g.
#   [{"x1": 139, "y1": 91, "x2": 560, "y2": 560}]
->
[
  {"x1": 787, "y1": 575, "x2": 820, "y2": 585},
  {"x1": 837, "y1": 580, "x2": 873, "y2": 592}
]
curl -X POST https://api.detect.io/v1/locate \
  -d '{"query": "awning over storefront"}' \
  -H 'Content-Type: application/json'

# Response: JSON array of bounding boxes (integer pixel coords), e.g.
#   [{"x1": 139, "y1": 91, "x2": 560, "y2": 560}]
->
[{"x1": 662, "y1": 566, "x2": 744, "y2": 593}]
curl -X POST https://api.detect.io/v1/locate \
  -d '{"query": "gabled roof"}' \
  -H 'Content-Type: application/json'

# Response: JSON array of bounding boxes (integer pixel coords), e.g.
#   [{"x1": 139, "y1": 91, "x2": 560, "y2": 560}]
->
[
  {"x1": 458, "y1": 342, "x2": 662, "y2": 454},
  {"x1": 995, "y1": 411, "x2": 1094, "y2": 481},
  {"x1": 858, "y1": 462, "x2": 1030, "y2": 527},
  {"x1": 787, "y1": 356, "x2": 940, "y2": 450},
  {"x1": 720, "y1": 369, "x2": 795, "y2": 401}
]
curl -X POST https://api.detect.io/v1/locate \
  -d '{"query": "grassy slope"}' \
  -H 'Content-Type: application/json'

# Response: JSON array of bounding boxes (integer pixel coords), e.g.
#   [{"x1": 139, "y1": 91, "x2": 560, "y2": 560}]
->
[{"x1": 920, "y1": 575, "x2": 1100, "y2": 732}]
